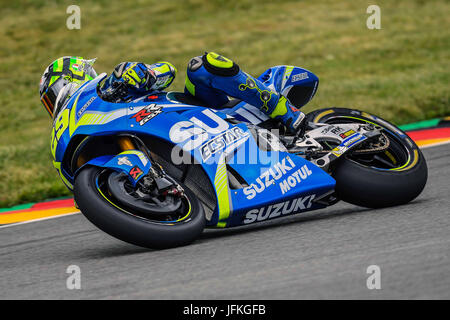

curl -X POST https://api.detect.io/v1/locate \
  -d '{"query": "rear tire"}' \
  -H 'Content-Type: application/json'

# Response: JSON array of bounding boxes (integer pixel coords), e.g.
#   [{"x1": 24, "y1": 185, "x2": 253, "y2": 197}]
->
[
  {"x1": 74, "y1": 166, "x2": 205, "y2": 249},
  {"x1": 307, "y1": 108, "x2": 428, "y2": 208},
  {"x1": 333, "y1": 153, "x2": 427, "y2": 208}
]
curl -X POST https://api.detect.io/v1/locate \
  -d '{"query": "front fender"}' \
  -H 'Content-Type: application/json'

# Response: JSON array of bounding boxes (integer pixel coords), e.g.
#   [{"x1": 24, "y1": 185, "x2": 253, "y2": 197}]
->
[{"x1": 77, "y1": 150, "x2": 152, "y2": 187}]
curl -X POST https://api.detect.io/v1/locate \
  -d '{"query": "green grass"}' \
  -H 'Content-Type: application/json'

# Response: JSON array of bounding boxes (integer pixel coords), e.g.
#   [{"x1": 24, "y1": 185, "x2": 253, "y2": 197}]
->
[{"x1": 0, "y1": 0, "x2": 449, "y2": 207}]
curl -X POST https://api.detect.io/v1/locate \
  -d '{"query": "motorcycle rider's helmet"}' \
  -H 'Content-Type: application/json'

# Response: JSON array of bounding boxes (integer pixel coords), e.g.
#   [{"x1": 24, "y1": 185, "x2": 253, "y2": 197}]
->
[{"x1": 39, "y1": 56, "x2": 97, "y2": 117}]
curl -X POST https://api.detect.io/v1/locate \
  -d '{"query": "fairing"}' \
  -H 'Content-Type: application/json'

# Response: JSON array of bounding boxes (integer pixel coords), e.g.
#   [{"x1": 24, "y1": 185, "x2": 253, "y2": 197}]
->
[{"x1": 51, "y1": 72, "x2": 335, "y2": 227}]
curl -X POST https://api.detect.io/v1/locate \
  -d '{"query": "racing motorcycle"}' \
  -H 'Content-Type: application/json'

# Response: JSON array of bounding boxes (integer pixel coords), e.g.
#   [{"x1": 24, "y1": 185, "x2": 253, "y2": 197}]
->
[{"x1": 49, "y1": 67, "x2": 427, "y2": 248}]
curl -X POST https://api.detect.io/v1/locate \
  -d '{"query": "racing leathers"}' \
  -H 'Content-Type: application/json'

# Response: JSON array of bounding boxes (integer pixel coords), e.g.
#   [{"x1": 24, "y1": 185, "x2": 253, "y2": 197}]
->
[{"x1": 99, "y1": 52, "x2": 317, "y2": 134}]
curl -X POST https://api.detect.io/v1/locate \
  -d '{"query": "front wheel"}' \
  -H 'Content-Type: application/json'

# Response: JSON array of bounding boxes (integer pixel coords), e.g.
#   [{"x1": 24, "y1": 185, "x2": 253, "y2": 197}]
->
[
  {"x1": 307, "y1": 108, "x2": 428, "y2": 208},
  {"x1": 74, "y1": 166, "x2": 205, "y2": 249}
]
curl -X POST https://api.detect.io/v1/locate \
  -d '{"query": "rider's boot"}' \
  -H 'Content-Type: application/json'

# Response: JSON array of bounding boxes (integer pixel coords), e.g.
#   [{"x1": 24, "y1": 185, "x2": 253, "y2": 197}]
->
[
  {"x1": 268, "y1": 95, "x2": 306, "y2": 134},
  {"x1": 185, "y1": 52, "x2": 306, "y2": 134}
]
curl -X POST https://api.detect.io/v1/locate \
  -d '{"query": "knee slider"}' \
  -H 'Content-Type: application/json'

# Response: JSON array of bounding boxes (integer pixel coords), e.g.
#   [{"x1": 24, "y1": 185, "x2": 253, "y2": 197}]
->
[
  {"x1": 187, "y1": 56, "x2": 203, "y2": 72},
  {"x1": 202, "y1": 52, "x2": 240, "y2": 76}
]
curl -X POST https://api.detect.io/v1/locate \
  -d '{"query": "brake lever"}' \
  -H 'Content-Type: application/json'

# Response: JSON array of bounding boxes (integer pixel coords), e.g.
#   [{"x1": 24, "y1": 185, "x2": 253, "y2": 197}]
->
[{"x1": 101, "y1": 81, "x2": 129, "y2": 102}]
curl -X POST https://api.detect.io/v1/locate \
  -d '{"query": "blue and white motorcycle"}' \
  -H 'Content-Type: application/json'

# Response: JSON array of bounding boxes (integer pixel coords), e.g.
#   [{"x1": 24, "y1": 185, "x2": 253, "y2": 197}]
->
[{"x1": 49, "y1": 66, "x2": 427, "y2": 248}]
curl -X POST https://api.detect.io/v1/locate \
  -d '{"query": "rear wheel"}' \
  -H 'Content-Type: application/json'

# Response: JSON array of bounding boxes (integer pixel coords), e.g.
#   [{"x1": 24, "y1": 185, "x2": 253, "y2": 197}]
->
[
  {"x1": 74, "y1": 166, "x2": 205, "y2": 249},
  {"x1": 307, "y1": 108, "x2": 428, "y2": 208}
]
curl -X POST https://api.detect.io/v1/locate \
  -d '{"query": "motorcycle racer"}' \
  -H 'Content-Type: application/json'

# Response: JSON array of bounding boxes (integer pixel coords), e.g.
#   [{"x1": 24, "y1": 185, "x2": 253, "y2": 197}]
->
[{"x1": 40, "y1": 53, "x2": 318, "y2": 134}]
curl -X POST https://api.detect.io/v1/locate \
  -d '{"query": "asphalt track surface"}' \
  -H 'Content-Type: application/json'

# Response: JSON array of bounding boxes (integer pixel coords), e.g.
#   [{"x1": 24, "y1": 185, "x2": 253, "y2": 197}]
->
[{"x1": 1, "y1": 144, "x2": 449, "y2": 299}]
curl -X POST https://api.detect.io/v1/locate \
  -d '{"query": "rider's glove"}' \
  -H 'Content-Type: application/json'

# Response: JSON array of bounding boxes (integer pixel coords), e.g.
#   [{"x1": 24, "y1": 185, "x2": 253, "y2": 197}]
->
[{"x1": 113, "y1": 62, "x2": 157, "y2": 91}]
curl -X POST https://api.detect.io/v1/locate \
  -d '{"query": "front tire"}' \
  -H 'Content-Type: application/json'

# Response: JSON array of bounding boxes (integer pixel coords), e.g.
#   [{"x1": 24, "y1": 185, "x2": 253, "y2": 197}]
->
[
  {"x1": 74, "y1": 166, "x2": 205, "y2": 249},
  {"x1": 307, "y1": 108, "x2": 428, "y2": 208}
]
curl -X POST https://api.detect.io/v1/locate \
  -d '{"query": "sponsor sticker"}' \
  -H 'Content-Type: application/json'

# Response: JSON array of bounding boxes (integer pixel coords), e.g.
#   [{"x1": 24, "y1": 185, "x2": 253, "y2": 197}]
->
[
  {"x1": 321, "y1": 125, "x2": 345, "y2": 135},
  {"x1": 278, "y1": 164, "x2": 313, "y2": 195},
  {"x1": 199, "y1": 127, "x2": 249, "y2": 161},
  {"x1": 339, "y1": 129, "x2": 355, "y2": 139},
  {"x1": 131, "y1": 104, "x2": 163, "y2": 126},
  {"x1": 342, "y1": 133, "x2": 365, "y2": 148},
  {"x1": 291, "y1": 72, "x2": 309, "y2": 82},
  {"x1": 129, "y1": 166, "x2": 143, "y2": 180},
  {"x1": 77, "y1": 96, "x2": 96, "y2": 117},
  {"x1": 331, "y1": 133, "x2": 366, "y2": 157},
  {"x1": 243, "y1": 194, "x2": 316, "y2": 224},
  {"x1": 331, "y1": 146, "x2": 348, "y2": 157},
  {"x1": 117, "y1": 156, "x2": 132, "y2": 166},
  {"x1": 243, "y1": 156, "x2": 296, "y2": 200}
]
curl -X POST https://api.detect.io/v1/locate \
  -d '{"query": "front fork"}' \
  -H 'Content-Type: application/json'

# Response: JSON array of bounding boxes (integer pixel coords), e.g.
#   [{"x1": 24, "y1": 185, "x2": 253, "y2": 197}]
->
[
  {"x1": 117, "y1": 136, "x2": 183, "y2": 194},
  {"x1": 118, "y1": 136, "x2": 135, "y2": 152},
  {"x1": 116, "y1": 136, "x2": 184, "y2": 197}
]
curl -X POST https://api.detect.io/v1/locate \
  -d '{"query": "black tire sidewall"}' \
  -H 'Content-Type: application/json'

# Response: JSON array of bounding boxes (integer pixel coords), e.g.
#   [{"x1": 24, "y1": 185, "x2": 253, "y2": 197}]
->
[
  {"x1": 307, "y1": 108, "x2": 428, "y2": 208},
  {"x1": 74, "y1": 166, "x2": 206, "y2": 249},
  {"x1": 333, "y1": 153, "x2": 427, "y2": 208}
]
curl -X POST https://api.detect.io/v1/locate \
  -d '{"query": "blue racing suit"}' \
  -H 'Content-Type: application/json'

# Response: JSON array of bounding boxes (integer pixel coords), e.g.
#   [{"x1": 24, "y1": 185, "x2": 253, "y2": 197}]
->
[{"x1": 100, "y1": 52, "x2": 319, "y2": 133}]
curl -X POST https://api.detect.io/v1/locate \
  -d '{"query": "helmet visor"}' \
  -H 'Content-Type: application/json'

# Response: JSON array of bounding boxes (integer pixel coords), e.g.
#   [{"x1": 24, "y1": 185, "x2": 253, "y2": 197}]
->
[
  {"x1": 40, "y1": 76, "x2": 70, "y2": 116},
  {"x1": 53, "y1": 82, "x2": 80, "y2": 119}
]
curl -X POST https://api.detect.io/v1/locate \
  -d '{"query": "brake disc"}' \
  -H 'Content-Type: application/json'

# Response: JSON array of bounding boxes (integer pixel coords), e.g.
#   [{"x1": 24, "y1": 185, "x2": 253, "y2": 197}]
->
[{"x1": 107, "y1": 172, "x2": 182, "y2": 215}]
